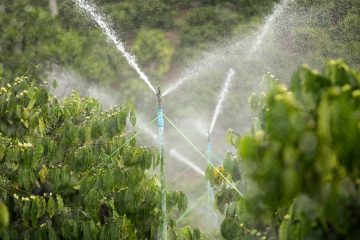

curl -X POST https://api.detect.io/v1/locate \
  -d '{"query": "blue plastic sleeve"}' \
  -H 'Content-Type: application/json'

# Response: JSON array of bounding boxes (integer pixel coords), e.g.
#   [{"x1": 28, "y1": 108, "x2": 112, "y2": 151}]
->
[{"x1": 157, "y1": 108, "x2": 164, "y2": 128}]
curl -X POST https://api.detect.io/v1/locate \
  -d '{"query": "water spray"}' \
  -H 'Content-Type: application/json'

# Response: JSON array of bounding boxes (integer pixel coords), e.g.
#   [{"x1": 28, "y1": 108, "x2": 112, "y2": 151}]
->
[
  {"x1": 157, "y1": 87, "x2": 167, "y2": 240},
  {"x1": 249, "y1": 0, "x2": 292, "y2": 54},
  {"x1": 169, "y1": 149, "x2": 205, "y2": 176},
  {"x1": 136, "y1": 118, "x2": 158, "y2": 141},
  {"x1": 209, "y1": 68, "x2": 235, "y2": 135},
  {"x1": 75, "y1": 0, "x2": 157, "y2": 94}
]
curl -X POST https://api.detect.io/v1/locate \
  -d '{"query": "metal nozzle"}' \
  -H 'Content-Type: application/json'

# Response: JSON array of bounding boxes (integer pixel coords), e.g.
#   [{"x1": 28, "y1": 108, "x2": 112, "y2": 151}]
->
[{"x1": 157, "y1": 87, "x2": 161, "y2": 108}]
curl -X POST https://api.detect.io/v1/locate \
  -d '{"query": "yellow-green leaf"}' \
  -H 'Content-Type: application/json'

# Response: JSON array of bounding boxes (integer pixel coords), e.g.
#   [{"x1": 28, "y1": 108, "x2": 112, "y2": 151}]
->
[
  {"x1": 0, "y1": 144, "x2": 5, "y2": 161},
  {"x1": 0, "y1": 201, "x2": 9, "y2": 227},
  {"x1": 39, "y1": 165, "x2": 48, "y2": 184},
  {"x1": 56, "y1": 195, "x2": 64, "y2": 211},
  {"x1": 47, "y1": 197, "x2": 56, "y2": 218}
]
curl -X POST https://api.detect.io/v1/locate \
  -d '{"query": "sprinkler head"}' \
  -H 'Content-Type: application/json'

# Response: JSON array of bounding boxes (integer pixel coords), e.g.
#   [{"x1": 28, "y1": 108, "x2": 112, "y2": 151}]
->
[{"x1": 157, "y1": 87, "x2": 161, "y2": 107}]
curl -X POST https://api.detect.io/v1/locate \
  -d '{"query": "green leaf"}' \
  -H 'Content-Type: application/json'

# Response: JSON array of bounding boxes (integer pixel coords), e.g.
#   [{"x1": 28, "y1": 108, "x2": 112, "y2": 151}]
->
[
  {"x1": 35, "y1": 197, "x2": 43, "y2": 218},
  {"x1": 51, "y1": 80, "x2": 57, "y2": 89},
  {"x1": 178, "y1": 226, "x2": 192, "y2": 239},
  {"x1": 89, "y1": 220, "x2": 98, "y2": 236},
  {"x1": 39, "y1": 165, "x2": 48, "y2": 184},
  {"x1": 0, "y1": 144, "x2": 5, "y2": 161},
  {"x1": 177, "y1": 191, "x2": 188, "y2": 212},
  {"x1": 31, "y1": 199, "x2": 38, "y2": 228},
  {"x1": 21, "y1": 201, "x2": 31, "y2": 227},
  {"x1": 27, "y1": 97, "x2": 36, "y2": 110},
  {"x1": 36, "y1": 88, "x2": 48, "y2": 106},
  {"x1": 38, "y1": 118, "x2": 46, "y2": 135},
  {"x1": 0, "y1": 201, "x2": 9, "y2": 227},
  {"x1": 239, "y1": 136, "x2": 257, "y2": 160},
  {"x1": 56, "y1": 195, "x2": 64, "y2": 211},
  {"x1": 47, "y1": 226, "x2": 57, "y2": 240},
  {"x1": 47, "y1": 197, "x2": 56, "y2": 218},
  {"x1": 129, "y1": 104, "x2": 137, "y2": 127}
]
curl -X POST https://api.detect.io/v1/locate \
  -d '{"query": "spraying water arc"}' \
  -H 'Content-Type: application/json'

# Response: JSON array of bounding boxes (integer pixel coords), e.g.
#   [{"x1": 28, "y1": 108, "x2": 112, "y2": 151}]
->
[
  {"x1": 249, "y1": 0, "x2": 293, "y2": 54},
  {"x1": 161, "y1": 0, "x2": 292, "y2": 98},
  {"x1": 162, "y1": 75, "x2": 189, "y2": 97},
  {"x1": 137, "y1": 119, "x2": 158, "y2": 141},
  {"x1": 208, "y1": 68, "x2": 235, "y2": 136},
  {"x1": 75, "y1": 0, "x2": 157, "y2": 95},
  {"x1": 169, "y1": 149, "x2": 205, "y2": 176}
]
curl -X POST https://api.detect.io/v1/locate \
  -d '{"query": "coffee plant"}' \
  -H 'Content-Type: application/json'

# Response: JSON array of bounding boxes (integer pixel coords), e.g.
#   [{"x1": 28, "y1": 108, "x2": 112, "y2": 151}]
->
[
  {"x1": 208, "y1": 60, "x2": 360, "y2": 239},
  {"x1": 0, "y1": 76, "x2": 197, "y2": 239}
]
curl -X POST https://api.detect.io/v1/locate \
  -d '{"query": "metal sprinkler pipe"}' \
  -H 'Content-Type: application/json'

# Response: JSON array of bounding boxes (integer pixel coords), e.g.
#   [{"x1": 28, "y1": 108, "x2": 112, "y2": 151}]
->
[
  {"x1": 206, "y1": 132, "x2": 213, "y2": 226},
  {"x1": 157, "y1": 87, "x2": 167, "y2": 240},
  {"x1": 206, "y1": 131, "x2": 220, "y2": 227}
]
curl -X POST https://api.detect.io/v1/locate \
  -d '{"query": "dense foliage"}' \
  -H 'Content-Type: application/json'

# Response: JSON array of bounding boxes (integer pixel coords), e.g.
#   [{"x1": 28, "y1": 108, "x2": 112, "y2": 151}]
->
[
  {"x1": 208, "y1": 60, "x2": 360, "y2": 239},
  {"x1": 0, "y1": 74, "x2": 199, "y2": 239}
]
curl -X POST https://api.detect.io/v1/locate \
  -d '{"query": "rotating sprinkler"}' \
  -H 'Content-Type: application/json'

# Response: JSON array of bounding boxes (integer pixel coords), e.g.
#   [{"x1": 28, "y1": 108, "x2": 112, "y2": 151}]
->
[{"x1": 156, "y1": 87, "x2": 167, "y2": 240}]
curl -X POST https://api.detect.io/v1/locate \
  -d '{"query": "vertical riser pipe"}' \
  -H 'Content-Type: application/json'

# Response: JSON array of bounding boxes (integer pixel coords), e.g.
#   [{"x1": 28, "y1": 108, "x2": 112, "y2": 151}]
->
[
  {"x1": 207, "y1": 138, "x2": 213, "y2": 226},
  {"x1": 157, "y1": 88, "x2": 167, "y2": 240}
]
